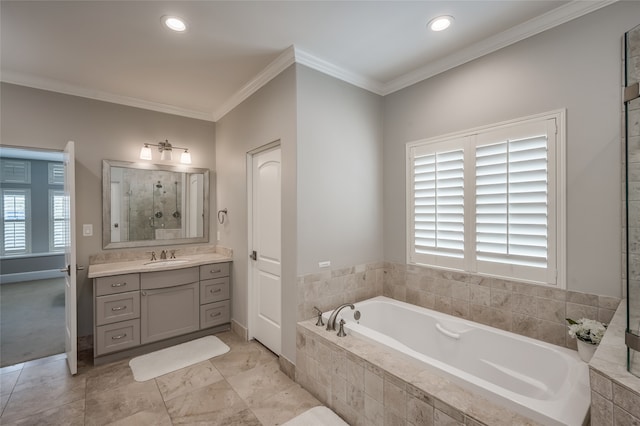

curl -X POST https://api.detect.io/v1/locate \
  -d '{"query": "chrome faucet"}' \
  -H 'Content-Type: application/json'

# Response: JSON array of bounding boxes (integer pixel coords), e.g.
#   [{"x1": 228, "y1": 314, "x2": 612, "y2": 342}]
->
[
  {"x1": 160, "y1": 250, "x2": 167, "y2": 260},
  {"x1": 326, "y1": 303, "x2": 355, "y2": 331},
  {"x1": 150, "y1": 251, "x2": 157, "y2": 261}
]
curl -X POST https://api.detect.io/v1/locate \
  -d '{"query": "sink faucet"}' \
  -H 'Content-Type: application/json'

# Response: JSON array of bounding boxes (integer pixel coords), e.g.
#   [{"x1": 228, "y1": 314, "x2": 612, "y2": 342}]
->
[
  {"x1": 149, "y1": 251, "x2": 157, "y2": 261},
  {"x1": 326, "y1": 303, "x2": 355, "y2": 331},
  {"x1": 160, "y1": 250, "x2": 167, "y2": 260}
]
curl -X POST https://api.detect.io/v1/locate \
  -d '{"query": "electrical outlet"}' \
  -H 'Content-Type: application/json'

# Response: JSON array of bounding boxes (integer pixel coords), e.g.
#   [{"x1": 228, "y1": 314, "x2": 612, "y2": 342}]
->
[
  {"x1": 82, "y1": 224, "x2": 93, "y2": 236},
  {"x1": 217, "y1": 231, "x2": 221, "y2": 241},
  {"x1": 319, "y1": 261, "x2": 331, "y2": 268}
]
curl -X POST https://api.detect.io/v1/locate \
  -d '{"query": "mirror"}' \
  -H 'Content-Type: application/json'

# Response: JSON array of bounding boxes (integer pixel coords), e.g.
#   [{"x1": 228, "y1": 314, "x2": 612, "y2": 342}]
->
[{"x1": 102, "y1": 160, "x2": 209, "y2": 249}]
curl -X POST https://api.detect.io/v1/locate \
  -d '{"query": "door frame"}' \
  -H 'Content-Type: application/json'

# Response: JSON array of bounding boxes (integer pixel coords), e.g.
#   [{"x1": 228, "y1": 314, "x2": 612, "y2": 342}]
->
[{"x1": 246, "y1": 140, "x2": 281, "y2": 344}]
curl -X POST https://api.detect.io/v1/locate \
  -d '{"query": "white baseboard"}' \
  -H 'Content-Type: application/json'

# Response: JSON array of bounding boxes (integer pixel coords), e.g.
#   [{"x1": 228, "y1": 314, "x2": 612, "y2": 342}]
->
[{"x1": 0, "y1": 269, "x2": 66, "y2": 284}]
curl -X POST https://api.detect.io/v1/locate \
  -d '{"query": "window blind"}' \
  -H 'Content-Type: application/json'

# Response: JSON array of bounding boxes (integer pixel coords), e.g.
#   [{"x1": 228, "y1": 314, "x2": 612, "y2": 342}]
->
[
  {"x1": 3, "y1": 190, "x2": 28, "y2": 254},
  {"x1": 50, "y1": 190, "x2": 67, "y2": 251},
  {"x1": 475, "y1": 135, "x2": 548, "y2": 268},
  {"x1": 413, "y1": 149, "x2": 464, "y2": 259}
]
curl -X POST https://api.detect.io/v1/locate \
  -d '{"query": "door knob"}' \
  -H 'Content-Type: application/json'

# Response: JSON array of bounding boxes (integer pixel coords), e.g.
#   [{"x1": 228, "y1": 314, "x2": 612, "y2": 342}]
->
[{"x1": 249, "y1": 250, "x2": 257, "y2": 261}]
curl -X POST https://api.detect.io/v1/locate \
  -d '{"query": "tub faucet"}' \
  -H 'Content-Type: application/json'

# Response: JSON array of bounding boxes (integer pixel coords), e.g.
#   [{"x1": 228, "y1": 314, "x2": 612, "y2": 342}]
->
[{"x1": 326, "y1": 303, "x2": 355, "y2": 331}]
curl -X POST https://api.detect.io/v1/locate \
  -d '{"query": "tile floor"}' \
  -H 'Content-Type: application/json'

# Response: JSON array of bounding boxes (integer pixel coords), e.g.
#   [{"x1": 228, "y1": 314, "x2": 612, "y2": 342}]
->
[{"x1": 0, "y1": 331, "x2": 323, "y2": 425}]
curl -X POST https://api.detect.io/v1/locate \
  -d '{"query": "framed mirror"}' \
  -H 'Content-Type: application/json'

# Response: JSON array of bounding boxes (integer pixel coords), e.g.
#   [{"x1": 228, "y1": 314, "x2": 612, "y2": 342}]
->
[{"x1": 102, "y1": 160, "x2": 210, "y2": 249}]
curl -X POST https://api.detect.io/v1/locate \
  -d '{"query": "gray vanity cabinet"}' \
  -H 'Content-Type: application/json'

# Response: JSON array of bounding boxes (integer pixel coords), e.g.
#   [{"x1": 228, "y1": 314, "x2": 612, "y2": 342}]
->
[
  {"x1": 92, "y1": 261, "x2": 231, "y2": 360},
  {"x1": 199, "y1": 263, "x2": 231, "y2": 328},
  {"x1": 140, "y1": 267, "x2": 200, "y2": 344}
]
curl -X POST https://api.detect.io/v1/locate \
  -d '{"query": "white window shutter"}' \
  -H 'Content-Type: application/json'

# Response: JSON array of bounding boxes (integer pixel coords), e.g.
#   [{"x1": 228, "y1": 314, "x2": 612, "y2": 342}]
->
[
  {"x1": 1, "y1": 160, "x2": 31, "y2": 184},
  {"x1": 475, "y1": 135, "x2": 548, "y2": 268},
  {"x1": 2, "y1": 190, "x2": 29, "y2": 254},
  {"x1": 410, "y1": 142, "x2": 465, "y2": 268}
]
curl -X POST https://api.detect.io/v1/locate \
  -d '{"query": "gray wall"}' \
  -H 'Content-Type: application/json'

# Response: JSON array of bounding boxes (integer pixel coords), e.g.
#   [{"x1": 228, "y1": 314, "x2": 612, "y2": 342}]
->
[
  {"x1": 297, "y1": 65, "x2": 384, "y2": 275},
  {"x1": 383, "y1": 1, "x2": 640, "y2": 298},
  {"x1": 215, "y1": 65, "x2": 298, "y2": 361},
  {"x1": 0, "y1": 83, "x2": 216, "y2": 336}
]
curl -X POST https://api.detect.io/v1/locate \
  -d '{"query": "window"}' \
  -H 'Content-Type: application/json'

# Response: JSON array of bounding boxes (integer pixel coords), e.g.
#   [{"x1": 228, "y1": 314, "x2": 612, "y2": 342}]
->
[
  {"x1": 48, "y1": 163, "x2": 64, "y2": 185},
  {"x1": 49, "y1": 189, "x2": 68, "y2": 252},
  {"x1": 1, "y1": 189, "x2": 30, "y2": 255},
  {"x1": 407, "y1": 111, "x2": 565, "y2": 287},
  {"x1": 1, "y1": 159, "x2": 30, "y2": 184}
]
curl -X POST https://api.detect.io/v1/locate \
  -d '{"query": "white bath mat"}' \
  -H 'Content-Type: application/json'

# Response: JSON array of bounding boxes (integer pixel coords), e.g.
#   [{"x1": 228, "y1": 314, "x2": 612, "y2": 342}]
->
[
  {"x1": 129, "y1": 336, "x2": 229, "y2": 382},
  {"x1": 282, "y1": 406, "x2": 348, "y2": 426}
]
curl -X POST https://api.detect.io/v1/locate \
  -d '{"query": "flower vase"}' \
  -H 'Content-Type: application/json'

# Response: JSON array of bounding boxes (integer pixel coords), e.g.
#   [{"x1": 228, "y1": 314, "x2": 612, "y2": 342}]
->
[{"x1": 576, "y1": 339, "x2": 597, "y2": 362}]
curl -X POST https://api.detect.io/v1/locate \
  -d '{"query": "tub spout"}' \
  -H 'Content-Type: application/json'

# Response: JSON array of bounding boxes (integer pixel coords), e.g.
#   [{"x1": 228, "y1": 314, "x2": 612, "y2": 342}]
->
[{"x1": 326, "y1": 303, "x2": 355, "y2": 331}]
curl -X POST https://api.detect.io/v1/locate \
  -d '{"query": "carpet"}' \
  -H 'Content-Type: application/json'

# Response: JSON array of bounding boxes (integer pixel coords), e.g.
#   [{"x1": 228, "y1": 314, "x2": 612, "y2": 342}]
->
[
  {"x1": 0, "y1": 278, "x2": 66, "y2": 367},
  {"x1": 281, "y1": 406, "x2": 348, "y2": 426},
  {"x1": 129, "y1": 335, "x2": 230, "y2": 381}
]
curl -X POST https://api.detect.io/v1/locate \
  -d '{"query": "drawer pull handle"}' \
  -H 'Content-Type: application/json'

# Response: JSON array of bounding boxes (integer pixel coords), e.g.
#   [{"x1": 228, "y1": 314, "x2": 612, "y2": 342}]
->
[
  {"x1": 210, "y1": 312, "x2": 222, "y2": 318},
  {"x1": 112, "y1": 333, "x2": 127, "y2": 340},
  {"x1": 111, "y1": 282, "x2": 127, "y2": 287},
  {"x1": 111, "y1": 305, "x2": 126, "y2": 311},
  {"x1": 211, "y1": 288, "x2": 222, "y2": 293},
  {"x1": 210, "y1": 269, "x2": 222, "y2": 274}
]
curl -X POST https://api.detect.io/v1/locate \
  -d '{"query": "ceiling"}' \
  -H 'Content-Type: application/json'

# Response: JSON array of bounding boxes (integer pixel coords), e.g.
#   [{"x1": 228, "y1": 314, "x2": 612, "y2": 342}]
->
[{"x1": 0, "y1": 1, "x2": 615, "y2": 122}]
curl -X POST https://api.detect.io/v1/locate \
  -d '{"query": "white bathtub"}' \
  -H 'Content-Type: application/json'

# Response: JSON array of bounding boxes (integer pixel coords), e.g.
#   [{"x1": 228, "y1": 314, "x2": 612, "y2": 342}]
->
[{"x1": 323, "y1": 296, "x2": 590, "y2": 426}]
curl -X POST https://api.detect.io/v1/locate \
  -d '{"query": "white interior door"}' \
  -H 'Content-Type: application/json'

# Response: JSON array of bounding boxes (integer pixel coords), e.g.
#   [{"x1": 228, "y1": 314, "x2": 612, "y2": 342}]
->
[
  {"x1": 250, "y1": 146, "x2": 281, "y2": 354},
  {"x1": 63, "y1": 141, "x2": 77, "y2": 375}
]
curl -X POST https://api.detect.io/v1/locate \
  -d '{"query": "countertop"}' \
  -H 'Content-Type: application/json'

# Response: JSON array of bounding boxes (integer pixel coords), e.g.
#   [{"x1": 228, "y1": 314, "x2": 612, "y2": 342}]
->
[{"x1": 88, "y1": 253, "x2": 232, "y2": 278}]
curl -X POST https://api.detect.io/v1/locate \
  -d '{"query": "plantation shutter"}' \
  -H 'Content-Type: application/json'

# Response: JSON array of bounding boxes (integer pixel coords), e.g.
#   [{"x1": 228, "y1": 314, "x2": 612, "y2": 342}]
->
[
  {"x1": 2, "y1": 190, "x2": 29, "y2": 254},
  {"x1": 1, "y1": 159, "x2": 30, "y2": 184},
  {"x1": 50, "y1": 190, "x2": 67, "y2": 251},
  {"x1": 410, "y1": 141, "x2": 465, "y2": 268},
  {"x1": 48, "y1": 163, "x2": 65, "y2": 184},
  {"x1": 475, "y1": 135, "x2": 548, "y2": 268}
]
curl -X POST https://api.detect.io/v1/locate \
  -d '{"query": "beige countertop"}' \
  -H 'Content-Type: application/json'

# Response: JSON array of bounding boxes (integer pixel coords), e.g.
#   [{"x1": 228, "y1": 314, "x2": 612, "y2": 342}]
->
[{"x1": 88, "y1": 252, "x2": 232, "y2": 278}]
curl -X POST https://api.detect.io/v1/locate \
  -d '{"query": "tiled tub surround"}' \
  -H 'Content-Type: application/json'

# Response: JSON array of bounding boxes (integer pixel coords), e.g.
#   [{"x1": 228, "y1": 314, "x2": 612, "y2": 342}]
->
[
  {"x1": 589, "y1": 300, "x2": 640, "y2": 425},
  {"x1": 298, "y1": 262, "x2": 620, "y2": 350},
  {"x1": 296, "y1": 319, "x2": 541, "y2": 426},
  {"x1": 383, "y1": 263, "x2": 621, "y2": 350}
]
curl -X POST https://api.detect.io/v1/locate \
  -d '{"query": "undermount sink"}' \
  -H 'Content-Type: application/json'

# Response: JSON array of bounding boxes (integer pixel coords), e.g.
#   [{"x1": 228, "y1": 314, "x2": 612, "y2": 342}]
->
[{"x1": 143, "y1": 259, "x2": 191, "y2": 267}]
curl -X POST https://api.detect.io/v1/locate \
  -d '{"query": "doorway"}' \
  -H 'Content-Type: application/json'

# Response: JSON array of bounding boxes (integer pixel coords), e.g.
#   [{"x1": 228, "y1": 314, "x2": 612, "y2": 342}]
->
[
  {"x1": 248, "y1": 143, "x2": 282, "y2": 355},
  {"x1": 0, "y1": 146, "x2": 66, "y2": 367}
]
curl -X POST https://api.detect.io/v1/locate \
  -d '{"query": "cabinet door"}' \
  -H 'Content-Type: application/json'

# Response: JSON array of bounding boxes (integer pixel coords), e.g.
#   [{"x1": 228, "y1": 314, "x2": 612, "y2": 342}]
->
[{"x1": 140, "y1": 283, "x2": 199, "y2": 344}]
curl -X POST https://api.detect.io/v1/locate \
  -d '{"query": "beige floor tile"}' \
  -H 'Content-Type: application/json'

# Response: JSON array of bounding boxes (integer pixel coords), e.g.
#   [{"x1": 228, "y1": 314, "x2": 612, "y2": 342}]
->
[
  {"x1": 164, "y1": 380, "x2": 249, "y2": 424},
  {"x1": 105, "y1": 407, "x2": 173, "y2": 426},
  {"x1": 1, "y1": 399, "x2": 85, "y2": 426},
  {"x1": 226, "y1": 360, "x2": 294, "y2": 407},
  {"x1": 13, "y1": 358, "x2": 76, "y2": 392},
  {"x1": 0, "y1": 370, "x2": 20, "y2": 396},
  {"x1": 211, "y1": 342, "x2": 277, "y2": 380},
  {"x1": 156, "y1": 360, "x2": 224, "y2": 401},
  {"x1": 84, "y1": 379, "x2": 165, "y2": 426},
  {"x1": 0, "y1": 364, "x2": 24, "y2": 376},
  {"x1": 1, "y1": 375, "x2": 86, "y2": 423},
  {"x1": 250, "y1": 383, "x2": 321, "y2": 426},
  {"x1": 85, "y1": 359, "x2": 136, "y2": 396}
]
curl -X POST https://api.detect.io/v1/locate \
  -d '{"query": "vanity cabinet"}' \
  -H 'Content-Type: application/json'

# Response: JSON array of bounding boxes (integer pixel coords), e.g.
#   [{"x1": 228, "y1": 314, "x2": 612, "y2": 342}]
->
[
  {"x1": 92, "y1": 261, "x2": 231, "y2": 360},
  {"x1": 199, "y1": 263, "x2": 231, "y2": 328},
  {"x1": 140, "y1": 267, "x2": 199, "y2": 344}
]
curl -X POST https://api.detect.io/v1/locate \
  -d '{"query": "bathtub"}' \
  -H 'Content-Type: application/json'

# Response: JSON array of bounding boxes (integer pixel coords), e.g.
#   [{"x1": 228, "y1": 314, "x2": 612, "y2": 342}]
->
[{"x1": 323, "y1": 296, "x2": 590, "y2": 426}]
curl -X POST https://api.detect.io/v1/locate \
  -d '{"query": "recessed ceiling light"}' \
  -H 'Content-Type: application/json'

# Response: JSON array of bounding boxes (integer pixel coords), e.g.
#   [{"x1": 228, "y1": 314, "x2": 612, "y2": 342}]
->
[
  {"x1": 162, "y1": 15, "x2": 187, "y2": 33},
  {"x1": 428, "y1": 15, "x2": 454, "y2": 32}
]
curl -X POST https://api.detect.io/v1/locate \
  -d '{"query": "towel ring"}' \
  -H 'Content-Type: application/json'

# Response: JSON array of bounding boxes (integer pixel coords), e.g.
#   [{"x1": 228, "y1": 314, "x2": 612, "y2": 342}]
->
[{"x1": 217, "y1": 209, "x2": 228, "y2": 224}]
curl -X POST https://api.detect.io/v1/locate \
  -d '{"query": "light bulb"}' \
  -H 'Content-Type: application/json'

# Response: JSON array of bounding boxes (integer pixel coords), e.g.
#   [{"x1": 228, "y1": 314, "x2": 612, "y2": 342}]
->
[
  {"x1": 180, "y1": 150, "x2": 192, "y2": 164},
  {"x1": 160, "y1": 149, "x2": 172, "y2": 161}
]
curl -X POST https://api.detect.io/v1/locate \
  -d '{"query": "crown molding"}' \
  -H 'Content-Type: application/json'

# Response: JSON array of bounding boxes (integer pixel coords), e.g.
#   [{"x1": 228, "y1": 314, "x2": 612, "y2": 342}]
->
[
  {"x1": 293, "y1": 48, "x2": 385, "y2": 95},
  {"x1": 1, "y1": 71, "x2": 215, "y2": 122},
  {"x1": 382, "y1": 0, "x2": 618, "y2": 95},
  {"x1": 212, "y1": 46, "x2": 297, "y2": 121}
]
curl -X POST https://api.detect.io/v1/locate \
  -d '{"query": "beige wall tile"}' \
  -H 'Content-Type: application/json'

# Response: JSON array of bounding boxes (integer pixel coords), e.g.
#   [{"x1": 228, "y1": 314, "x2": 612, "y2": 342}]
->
[
  {"x1": 613, "y1": 405, "x2": 640, "y2": 426},
  {"x1": 589, "y1": 369, "x2": 614, "y2": 399},
  {"x1": 566, "y1": 302, "x2": 599, "y2": 322},
  {"x1": 364, "y1": 394, "x2": 384, "y2": 426},
  {"x1": 591, "y1": 390, "x2": 614, "y2": 426},
  {"x1": 613, "y1": 383, "x2": 640, "y2": 419},
  {"x1": 535, "y1": 297, "x2": 565, "y2": 324},
  {"x1": 567, "y1": 291, "x2": 599, "y2": 306}
]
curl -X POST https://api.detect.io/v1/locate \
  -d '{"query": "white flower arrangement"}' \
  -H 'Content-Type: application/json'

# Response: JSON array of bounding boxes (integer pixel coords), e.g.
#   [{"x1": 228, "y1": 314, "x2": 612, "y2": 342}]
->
[{"x1": 566, "y1": 317, "x2": 608, "y2": 345}]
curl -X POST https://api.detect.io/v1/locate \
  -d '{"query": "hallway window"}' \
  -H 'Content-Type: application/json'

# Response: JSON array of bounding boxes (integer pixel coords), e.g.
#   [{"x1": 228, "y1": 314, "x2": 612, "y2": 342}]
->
[
  {"x1": 407, "y1": 111, "x2": 566, "y2": 287},
  {"x1": 49, "y1": 190, "x2": 67, "y2": 252},
  {"x1": 1, "y1": 189, "x2": 30, "y2": 255}
]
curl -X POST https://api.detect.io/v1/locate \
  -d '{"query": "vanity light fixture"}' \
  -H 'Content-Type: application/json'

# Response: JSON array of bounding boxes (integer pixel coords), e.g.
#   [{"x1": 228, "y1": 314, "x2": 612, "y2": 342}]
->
[
  {"x1": 428, "y1": 15, "x2": 454, "y2": 32},
  {"x1": 162, "y1": 15, "x2": 187, "y2": 32},
  {"x1": 139, "y1": 140, "x2": 192, "y2": 164}
]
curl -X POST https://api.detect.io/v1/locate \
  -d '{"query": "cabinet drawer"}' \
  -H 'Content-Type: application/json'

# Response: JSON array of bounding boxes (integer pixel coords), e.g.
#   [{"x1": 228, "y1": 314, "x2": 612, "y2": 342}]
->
[
  {"x1": 200, "y1": 278, "x2": 230, "y2": 305},
  {"x1": 200, "y1": 300, "x2": 230, "y2": 329},
  {"x1": 95, "y1": 274, "x2": 140, "y2": 296},
  {"x1": 141, "y1": 267, "x2": 198, "y2": 290},
  {"x1": 200, "y1": 263, "x2": 229, "y2": 280},
  {"x1": 95, "y1": 319, "x2": 140, "y2": 356},
  {"x1": 96, "y1": 291, "x2": 140, "y2": 326}
]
